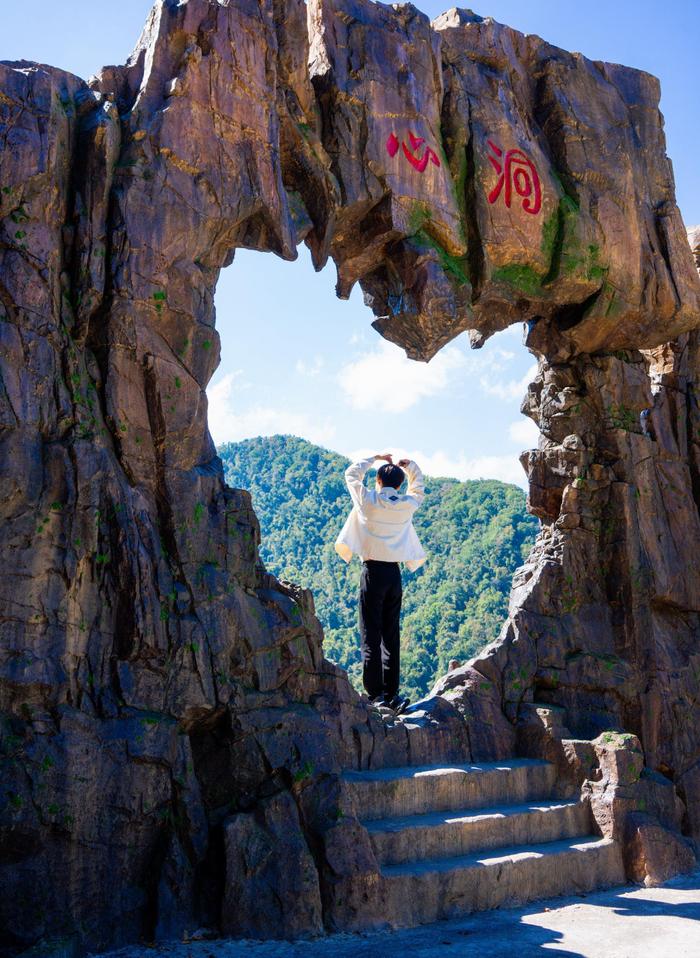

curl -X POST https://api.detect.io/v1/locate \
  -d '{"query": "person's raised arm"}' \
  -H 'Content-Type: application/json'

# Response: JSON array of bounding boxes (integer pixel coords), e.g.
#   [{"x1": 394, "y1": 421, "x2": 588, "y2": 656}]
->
[
  {"x1": 345, "y1": 453, "x2": 392, "y2": 510},
  {"x1": 398, "y1": 458, "x2": 425, "y2": 509}
]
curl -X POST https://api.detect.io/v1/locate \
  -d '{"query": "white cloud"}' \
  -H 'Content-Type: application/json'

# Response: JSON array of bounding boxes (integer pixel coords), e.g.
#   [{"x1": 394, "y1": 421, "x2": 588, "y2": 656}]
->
[
  {"x1": 295, "y1": 355, "x2": 324, "y2": 377},
  {"x1": 508, "y1": 417, "x2": 540, "y2": 447},
  {"x1": 338, "y1": 328, "x2": 536, "y2": 412},
  {"x1": 344, "y1": 445, "x2": 527, "y2": 490},
  {"x1": 484, "y1": 346, "x2": 516, "y2": 366},
  {"x1": 494, "y1": 321, "x2": 527, "y2": 342},
  {"x1": 209, "y1": 368, "x2": 251, "y2": 391},
  {"x1": 448, "y1": 453, "x2": 528, "y2": 488},
  {"x1": 207, "y1": 373, "x2": 336, "y2": 447},
  {"x1": 480, "y1": 361, "x2": 538, "y2": 402},
  {"x1": 338, "y1": 340, "x2": 467, "y2": 413}
]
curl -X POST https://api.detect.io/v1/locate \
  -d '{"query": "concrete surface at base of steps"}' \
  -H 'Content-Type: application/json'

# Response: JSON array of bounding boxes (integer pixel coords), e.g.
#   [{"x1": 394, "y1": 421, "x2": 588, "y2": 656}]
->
[
  {"x1": 91, "y1": 868, "x2": 700, "y2": 958},
  {"x1": 366, "y1": 798, "x2": 591, "y2": 865},
  {"x1": 380, "y1": 836, "x2": 626, "y2": 925},
  {"x1": 343, "y1": 759, "x2": 558, "y2": 818}
]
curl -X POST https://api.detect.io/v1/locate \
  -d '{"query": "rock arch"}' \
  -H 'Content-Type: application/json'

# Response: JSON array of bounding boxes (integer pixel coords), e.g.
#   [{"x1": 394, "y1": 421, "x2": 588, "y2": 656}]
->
[{"x1": 1, "y1": 0, "x2": 699, "y2": 952}]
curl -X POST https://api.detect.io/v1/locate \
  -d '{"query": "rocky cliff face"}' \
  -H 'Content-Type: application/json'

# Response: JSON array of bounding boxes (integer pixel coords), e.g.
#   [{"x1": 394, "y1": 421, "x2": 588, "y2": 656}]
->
[{"x1": 1, "y1": 1, "x2": 699, "y2": 954}]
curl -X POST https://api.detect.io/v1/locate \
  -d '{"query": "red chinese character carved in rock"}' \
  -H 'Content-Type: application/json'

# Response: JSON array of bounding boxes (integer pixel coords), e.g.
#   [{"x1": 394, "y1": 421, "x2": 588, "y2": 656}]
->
[
  {"x1": 386, "y1": 131, "x2": 441, "y2": 173},
  {"x1": 487, "y1": 139, "x2": 542, "y2": 215}
]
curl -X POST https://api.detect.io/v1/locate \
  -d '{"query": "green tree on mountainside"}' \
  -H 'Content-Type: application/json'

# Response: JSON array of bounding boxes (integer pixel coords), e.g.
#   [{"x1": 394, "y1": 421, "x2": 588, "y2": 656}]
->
[{"x1": 219, "y1": 435, "x2": 538, "y2": 701}]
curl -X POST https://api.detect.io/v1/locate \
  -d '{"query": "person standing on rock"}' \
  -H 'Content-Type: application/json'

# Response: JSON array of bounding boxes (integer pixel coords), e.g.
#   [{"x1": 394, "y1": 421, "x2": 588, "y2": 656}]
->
[{"x1": 335, "y1": 453, "x2": 426, "y2": 713}]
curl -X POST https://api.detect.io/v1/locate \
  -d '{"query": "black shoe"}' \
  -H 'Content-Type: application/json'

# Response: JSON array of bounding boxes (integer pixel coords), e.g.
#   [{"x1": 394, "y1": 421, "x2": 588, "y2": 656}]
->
[
  {"x1": 386, "y1": 694, "x2": 411, "y2": 714},
  {"x1": 369, "y1": 693, "x2": 389, "y2": 708}
]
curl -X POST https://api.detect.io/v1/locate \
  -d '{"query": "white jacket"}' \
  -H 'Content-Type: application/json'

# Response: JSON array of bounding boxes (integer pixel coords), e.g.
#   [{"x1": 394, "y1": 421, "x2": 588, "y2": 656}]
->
[{"x1": 334, "y1": 457, "x2": 427, "y2": 571}]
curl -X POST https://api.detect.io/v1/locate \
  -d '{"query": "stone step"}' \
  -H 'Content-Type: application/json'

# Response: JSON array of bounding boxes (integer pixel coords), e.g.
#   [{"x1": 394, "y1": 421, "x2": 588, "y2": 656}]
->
[
  {"x1": 343, "y1": 759, "x2": 557, "y2": 820},
  {"x1": 380, "y1": 836, "x2": 626, "y2": 926},
  {"x1": 366, "y1": 797, "x2": 591, "y2": 866}
]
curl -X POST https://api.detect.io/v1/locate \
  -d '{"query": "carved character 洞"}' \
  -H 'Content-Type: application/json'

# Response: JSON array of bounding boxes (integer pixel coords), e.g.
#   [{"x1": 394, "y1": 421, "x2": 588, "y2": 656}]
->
[{"x1": 487, "y1": 139, "x2": 542, "y2": 215}]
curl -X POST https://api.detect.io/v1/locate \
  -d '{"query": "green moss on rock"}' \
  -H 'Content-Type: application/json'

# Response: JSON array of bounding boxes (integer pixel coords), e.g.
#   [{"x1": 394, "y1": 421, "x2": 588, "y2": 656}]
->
[
  {"x1": 491, "y1": 263, "x2": 544, "y2": 297},
  {"x1": 406, "y1": 201, "x2": 470, "y2": 286}
]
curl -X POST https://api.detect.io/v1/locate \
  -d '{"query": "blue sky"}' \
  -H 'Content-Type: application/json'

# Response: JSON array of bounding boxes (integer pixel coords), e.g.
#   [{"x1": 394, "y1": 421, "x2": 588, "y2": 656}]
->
[{"x1": 4, "y1": 1, "x2": 698, "y2": 487}]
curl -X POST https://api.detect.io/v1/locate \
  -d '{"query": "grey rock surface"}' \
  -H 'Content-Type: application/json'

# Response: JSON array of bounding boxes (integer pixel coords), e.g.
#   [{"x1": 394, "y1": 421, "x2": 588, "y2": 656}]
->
[
  {"x1": 90, "y1": 868, "x2": 700, "y2": 958},
  {"x1": 1, "y1": 0, "x2": 699, "y2": 953}
]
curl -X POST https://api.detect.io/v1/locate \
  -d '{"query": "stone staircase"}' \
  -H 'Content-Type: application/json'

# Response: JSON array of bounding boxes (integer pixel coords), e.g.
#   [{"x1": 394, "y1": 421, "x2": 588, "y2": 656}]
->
[{"x1": 342, "y1": 757, "x2": 625, "y2": 926}]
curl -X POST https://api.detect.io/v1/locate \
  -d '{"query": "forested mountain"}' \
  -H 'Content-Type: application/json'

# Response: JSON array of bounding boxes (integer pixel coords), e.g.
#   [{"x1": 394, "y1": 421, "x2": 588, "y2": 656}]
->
[{"x1": 219, "y1": 435, "x2": 538, "y2": 700}]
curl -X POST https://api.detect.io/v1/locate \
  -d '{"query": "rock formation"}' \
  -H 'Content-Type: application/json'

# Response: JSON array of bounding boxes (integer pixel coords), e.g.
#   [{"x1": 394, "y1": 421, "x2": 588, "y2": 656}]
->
[
  {"x1": 689, "y1": 226, "x2": 700, "y2": 271},
  {"x1": 1, "y1": 0, "x2": 699, "y2": 954}
]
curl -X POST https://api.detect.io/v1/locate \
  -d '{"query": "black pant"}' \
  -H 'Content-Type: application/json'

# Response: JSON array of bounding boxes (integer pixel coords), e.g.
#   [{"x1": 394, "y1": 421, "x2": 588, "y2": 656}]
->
[{"x1": 359, "y1": 560, "x2": 402, "y2": 700}]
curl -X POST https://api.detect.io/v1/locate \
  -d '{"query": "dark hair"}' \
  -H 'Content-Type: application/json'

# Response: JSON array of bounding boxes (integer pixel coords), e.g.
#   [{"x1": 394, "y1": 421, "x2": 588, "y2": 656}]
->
[{"x1": 377, "y1": 463, "x2": 405, "y2": 490}]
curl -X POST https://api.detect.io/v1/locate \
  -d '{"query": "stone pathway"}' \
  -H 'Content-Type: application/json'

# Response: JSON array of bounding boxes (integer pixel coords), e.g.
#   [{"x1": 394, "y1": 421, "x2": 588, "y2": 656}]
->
[{"x1": 93, "y1": 867, "x2": 700, "y2": 958}]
